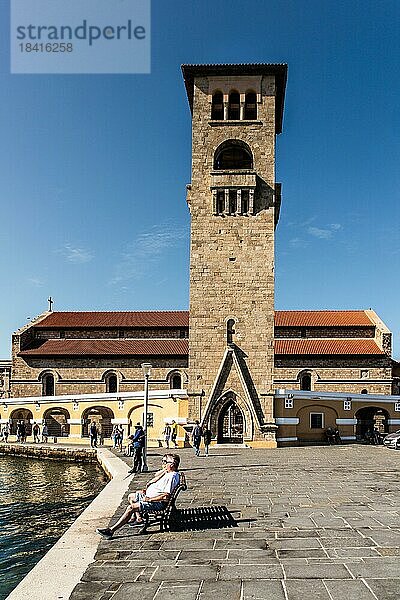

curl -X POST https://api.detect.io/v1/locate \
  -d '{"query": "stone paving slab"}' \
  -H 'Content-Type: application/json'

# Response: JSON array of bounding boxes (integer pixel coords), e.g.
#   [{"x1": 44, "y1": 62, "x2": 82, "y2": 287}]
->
[{"x1": 70, "y1": 445, "x2": 400, "y2": 599}]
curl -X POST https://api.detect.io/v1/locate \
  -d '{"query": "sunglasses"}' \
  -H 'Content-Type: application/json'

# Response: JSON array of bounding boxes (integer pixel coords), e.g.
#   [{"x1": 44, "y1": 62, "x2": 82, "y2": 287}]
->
[{"x1": 162, "y1": 459, "x2": 174, "y2": 464}]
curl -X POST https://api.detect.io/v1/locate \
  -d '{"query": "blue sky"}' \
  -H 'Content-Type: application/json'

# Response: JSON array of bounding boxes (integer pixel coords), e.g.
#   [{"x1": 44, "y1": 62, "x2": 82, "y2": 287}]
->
[{"x1": 0, "y1": 0, "x2": 399, "y2": 358}]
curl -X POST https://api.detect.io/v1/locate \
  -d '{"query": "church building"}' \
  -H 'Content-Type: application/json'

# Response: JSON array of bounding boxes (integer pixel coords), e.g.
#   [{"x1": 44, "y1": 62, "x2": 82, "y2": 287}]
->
[{"x1": 1, "y1": 63, "x2": 399, "y2": 446}]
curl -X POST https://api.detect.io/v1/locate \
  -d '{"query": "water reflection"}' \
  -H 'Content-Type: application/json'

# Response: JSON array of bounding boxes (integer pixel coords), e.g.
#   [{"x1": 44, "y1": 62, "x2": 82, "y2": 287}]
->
[{"x1": 0, "y1": 455, "x2": 107, "y2": 600}]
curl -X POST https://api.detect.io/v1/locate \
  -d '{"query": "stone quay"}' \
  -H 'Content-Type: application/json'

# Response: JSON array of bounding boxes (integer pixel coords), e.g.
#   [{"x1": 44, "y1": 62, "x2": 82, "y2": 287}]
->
[{"x1": 67, "y1": 444, "x2": 400, "y2": 600}]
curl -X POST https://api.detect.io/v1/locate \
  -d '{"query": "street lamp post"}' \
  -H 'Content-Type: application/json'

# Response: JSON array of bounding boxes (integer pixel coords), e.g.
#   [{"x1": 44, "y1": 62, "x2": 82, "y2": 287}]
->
[{"x1": 141, "y1": 363, "x2": 152, "y2": 472}]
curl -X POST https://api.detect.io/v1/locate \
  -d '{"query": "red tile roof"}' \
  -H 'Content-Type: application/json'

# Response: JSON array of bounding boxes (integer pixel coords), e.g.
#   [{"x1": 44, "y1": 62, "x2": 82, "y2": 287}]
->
[
  {"x1": 275, "y1": 339, "x2": 384, "y2": 355},
  {"x1": 19, "y1": 338, "x2": 384, "y2": 358},
  {"x1": 34, "y1": 310, "x2": 375, "y2": 329},
  {"x1": 35, "y1": 311, "x2": 189, "y2": 329},
  {"x1": 275, "y1": 311, "x2": 373, "y2": 327},
  {"x1": 19, "y1": 339, "x2": 189, "y2": 357}
]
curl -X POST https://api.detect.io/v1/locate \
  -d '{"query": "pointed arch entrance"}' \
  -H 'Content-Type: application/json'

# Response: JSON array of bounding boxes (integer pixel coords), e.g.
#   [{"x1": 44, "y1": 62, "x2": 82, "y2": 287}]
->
[
  {"x1": 205, "y1": 387, "x2": 255, "y2": 444},
  {"x1": 217, "y1": 400, "x2": 244, "y2": 443}
]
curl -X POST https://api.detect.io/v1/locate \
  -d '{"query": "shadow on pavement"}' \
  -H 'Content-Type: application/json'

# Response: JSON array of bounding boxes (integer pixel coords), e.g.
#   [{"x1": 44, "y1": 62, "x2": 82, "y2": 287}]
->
[{"x1": 172, "y1": 505, "x2": 238, "y2": 531}]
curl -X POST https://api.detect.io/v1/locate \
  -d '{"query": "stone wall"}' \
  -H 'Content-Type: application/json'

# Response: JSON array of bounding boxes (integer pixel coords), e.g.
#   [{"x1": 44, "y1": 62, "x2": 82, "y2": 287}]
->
[
  {"x1": 0, "y1": 442, "x2": 98, "y2": 462},
  {"x1": 0, "y1": 360, "x2": 11, "y2": 398},
  {"x1": 187, "y1": 73, "x2": 277, "y2": 425},
  {"x1": 274, "y1": 356, "x2": 392, "y2": 395},
  {"x1": 33, "y1": 327, "x2": 188, "y2": 341},
  {"x1": 11, "y1": 355, "x2": 188, "y2": 398}
]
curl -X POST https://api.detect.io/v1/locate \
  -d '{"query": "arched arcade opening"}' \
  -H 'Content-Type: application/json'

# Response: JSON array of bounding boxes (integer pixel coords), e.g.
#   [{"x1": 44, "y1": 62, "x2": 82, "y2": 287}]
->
[
  {"x1": 43, "y1": 407, "x2": 70, "y2": 437},
  {"x1": 81, "y1": 406, "x2": 114, "y2": 440},
  {"x1": 355, "y1": 406, "x2": 389, "y2": 441},
  {"x1": 9, "y1": 408, "x2": 33, "y2": 436}
]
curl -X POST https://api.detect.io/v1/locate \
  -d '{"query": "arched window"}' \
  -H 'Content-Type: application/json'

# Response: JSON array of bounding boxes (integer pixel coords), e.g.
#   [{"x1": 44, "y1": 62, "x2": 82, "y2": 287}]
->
[
  {"x1": 214, "y1": 140, "x2": 253, "y2": 170},
  {"x1": 42, "y1": 374, "x2": 55, "y2": 396},
  {"x1": 361, "y1": 389, "x2": 368, "y2": 394},
  {"x1": 227, "y1": 319, "x2": 235, "y2": 344},
  {"x1": 300, "y1": 374, "x2": 311, "y2": 391},
  {"x1": 106, "y1": 374, "x2": 118, "y2": 394},
  {"x1": 244, "y1": 91, "x2": 257, "y2": 120},
  {"x1": 211, "y1": 91, "x2": 224, "y2": 120},
  {"x1": 228, "y1": 91, "x2": 240, "y2": 120},
  {"x1": 171, "y1": 373, "x2": 182, "y2": 389}
]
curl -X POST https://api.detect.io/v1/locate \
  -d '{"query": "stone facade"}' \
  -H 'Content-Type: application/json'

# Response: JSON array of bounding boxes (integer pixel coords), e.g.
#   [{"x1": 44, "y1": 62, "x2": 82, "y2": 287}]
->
[
  {"x1": 183, "y1": 64, "x2": 286, "y2": 444},
  {"x1": 0, "y1": 359, "x2": 11, "y2": 398}
]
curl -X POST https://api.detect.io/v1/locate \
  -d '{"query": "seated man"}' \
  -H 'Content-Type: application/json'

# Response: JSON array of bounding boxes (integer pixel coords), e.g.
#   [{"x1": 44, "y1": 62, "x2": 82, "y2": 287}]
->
[{"x1": 96, "y1": 453, "x2": 180, "y2": 538}]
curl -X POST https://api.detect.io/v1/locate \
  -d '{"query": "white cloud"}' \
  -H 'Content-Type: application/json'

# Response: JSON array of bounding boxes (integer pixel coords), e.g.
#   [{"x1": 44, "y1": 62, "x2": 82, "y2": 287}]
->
[
  {"x1": 27, "y1": 277, "x2": 44, "y2": 287},
  {"x1": 289, "y1": 237, "x2": 309, "y2": 248},
  {"x1": 110, "y1": 222, "x2": 187, "y2": 285},
  {"x1": 307, "y1": 223, "x2": 343, "y2": 240},
  {"x1": 307, "y1": 226, "x2": 333, "y2": 240},
  {"x1": 58, "y1": 244, "x2": 94, "y2": 264},
  {"x1": 287, "y1": 215, "x2": 317, "y2": 228}
]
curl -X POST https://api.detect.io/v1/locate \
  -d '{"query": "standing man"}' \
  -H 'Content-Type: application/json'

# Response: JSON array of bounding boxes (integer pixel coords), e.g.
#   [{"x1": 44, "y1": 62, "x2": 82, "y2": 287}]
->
[
  {"x1": 32, "y1": 422, "x2": 40, "y2": 443},
  {"x1": 117, "y1": 424, "x2": 124, "y2": 452},
  {"x1": 41, "y1": 422, "x2": 49, "y2": 443},
  {"x1": 163, "y1": 422, "x2": 171, "y2": 448},
  {"x1": 171, "y1": 420, "x2": 178, "y2": 448},
  {"x1": 2, "y1": 422, "x2": 9, "y2": 442},
  {"x1": 128, "y1": 423, "x2": 145, "y2": 473},
  {"x1": 89, "y1": 420, "x2": 98, "y2": 448},
  {"x1": 203, "y1": 426, "x2": 212, "y2": 456},
  {"x1": 20, "y1": 421, "x2": 26, "y2": 443},
  {"x1": 192, "y1": 420, "x2": 203, "y2": 457}
]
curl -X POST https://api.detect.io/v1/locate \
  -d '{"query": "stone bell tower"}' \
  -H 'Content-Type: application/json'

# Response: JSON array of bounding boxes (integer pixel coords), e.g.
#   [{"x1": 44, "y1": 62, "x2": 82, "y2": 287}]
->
[{"x1": 182, "y1": 63, "x2": 287, "y2": 445}]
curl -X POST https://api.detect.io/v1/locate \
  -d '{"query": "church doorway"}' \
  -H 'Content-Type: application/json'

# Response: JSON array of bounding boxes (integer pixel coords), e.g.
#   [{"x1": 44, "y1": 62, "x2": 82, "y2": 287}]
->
[
  {"x1": 217, "y1": 400, "x2": 244, "y2": 444},
  {"x1": 355, "y1": 406, "x2": 389, "y2": 441}
]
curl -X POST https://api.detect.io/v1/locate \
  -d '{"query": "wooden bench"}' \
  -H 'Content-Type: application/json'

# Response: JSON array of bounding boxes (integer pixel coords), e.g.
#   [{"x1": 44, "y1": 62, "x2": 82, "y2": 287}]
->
[{"x1": 140, "y1": 472, "x2": 187, "y2": 533}]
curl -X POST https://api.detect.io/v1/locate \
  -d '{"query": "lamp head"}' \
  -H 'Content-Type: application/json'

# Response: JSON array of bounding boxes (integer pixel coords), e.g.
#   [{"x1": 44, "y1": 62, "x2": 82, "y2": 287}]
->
[{"x1": 141, "y1": 363, "x2": 152, "y2": 377}]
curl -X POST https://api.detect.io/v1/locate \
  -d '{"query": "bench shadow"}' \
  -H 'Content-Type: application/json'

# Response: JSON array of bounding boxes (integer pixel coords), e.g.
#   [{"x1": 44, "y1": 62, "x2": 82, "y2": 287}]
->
[{"x1": 172, "y1": 505, "x2": 238, "y2": 531}]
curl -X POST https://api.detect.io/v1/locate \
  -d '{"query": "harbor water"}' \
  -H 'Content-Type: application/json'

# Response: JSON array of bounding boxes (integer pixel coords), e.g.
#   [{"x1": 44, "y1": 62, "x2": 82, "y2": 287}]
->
[{"x1": 0, "y1": 454, "x2": 107, "y2": 600}]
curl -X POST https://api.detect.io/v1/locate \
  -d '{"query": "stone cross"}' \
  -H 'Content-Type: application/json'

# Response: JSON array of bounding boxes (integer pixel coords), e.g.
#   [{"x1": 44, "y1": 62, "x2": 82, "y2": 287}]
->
[{"x1": 47, "y1": 296, "x2": 54, "y2": 312}]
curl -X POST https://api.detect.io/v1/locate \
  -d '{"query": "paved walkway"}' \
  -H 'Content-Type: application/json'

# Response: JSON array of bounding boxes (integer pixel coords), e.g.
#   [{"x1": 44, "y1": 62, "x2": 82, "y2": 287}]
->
[{"x1": 70, "y1": 445, "x2": 400, "y2": 600}]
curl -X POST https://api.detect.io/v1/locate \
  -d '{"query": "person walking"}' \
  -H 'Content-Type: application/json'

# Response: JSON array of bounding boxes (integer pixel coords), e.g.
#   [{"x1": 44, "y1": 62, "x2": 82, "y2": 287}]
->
[
  {"x1": 20, "y1": 421, "x2": 26, "y2": 443},
  {"x1": 41, "y1": 423, "x2": 49, "y2": 443},
  {"x1": 115, "y1": 424, "x2": 124, "y2": 452},
  {"x1": 16, "y1": 421, "x2": 22, "y2": 443},
  {"x1": 2, "y1": 422, "x2": 9, "y2": 443},
  {"x1": 128, "y1": 423, "x2": 146, "y2": 473},
  {"x1": 163, "y1": 423, "x2": 171, "y2": 448},
  {"x1": 32, "y1": 422, "x2": 40, "y2": 443},
  {"x1": 171, "y1": 420, "x2": 178, "y2": 448},
  {"x1": 192, "y1": 420, "x2": 203, "y2": 456},
  {"x1": 111, "y1": 425, "x2": 119, "y2": 448},
  {"x1": 203, "y1": 426, "x2": 212, "y2": 456},
  {"x1": 89, "y1": 420, "x2": 98, "y2": 448}
]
